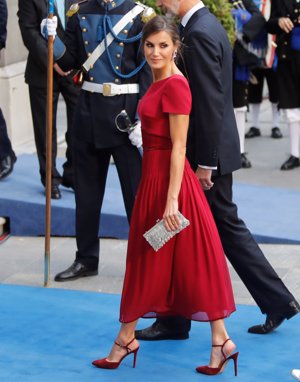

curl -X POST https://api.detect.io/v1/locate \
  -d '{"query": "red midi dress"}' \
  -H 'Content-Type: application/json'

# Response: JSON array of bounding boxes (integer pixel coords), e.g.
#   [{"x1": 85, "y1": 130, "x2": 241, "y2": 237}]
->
[{"x1": 119, "y1": 74, "x2": 235, "y2": 323}]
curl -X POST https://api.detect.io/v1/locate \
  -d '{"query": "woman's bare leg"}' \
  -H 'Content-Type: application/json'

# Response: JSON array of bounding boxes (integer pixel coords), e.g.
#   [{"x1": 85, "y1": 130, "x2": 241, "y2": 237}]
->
[
  {"x1": 106, "y1": 320, "x2": 139, "y2": 362},
  {"x1": 208, "y1": 319, "x2": 236, "y2": 367}
]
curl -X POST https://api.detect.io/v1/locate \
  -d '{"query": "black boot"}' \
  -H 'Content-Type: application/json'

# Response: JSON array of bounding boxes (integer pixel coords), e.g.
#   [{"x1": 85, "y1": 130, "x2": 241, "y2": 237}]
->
[
  {"x1": 241, "y1": 153, "x2": 252, "y2": 168},
  {"x1": 271, "y1": 127, "x2": 282, "y2": 138},
  {"x1": 280, "y1": 155, "x2": 300, "y2": 170},
  {"x1": 245, "y1": 127, "x2": 261, "y2": 138}
]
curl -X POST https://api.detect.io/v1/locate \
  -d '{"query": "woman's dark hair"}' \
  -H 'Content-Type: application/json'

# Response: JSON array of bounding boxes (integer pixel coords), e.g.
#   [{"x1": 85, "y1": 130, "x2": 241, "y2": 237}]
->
[{"x1": 142, "y1": 15, "x2": 181, "y2": 48}]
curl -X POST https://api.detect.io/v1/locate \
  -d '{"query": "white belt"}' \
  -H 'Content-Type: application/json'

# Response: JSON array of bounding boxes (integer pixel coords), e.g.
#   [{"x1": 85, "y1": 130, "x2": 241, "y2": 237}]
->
[{"x1": 81, "y1": 81, "x2": 140, "y2": 96}]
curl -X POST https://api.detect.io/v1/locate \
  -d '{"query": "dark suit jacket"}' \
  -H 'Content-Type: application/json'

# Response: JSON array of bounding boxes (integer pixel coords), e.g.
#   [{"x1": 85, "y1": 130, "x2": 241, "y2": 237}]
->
[
  {"x1": 0, "y1": 0, "x2": 7, "y2": 50},
  {"x1": 18, "y1": 0, "x2": 76, "y2": 88},
  {"x1": 182, "y1": 7, "x2": 241, "y2": 176}
]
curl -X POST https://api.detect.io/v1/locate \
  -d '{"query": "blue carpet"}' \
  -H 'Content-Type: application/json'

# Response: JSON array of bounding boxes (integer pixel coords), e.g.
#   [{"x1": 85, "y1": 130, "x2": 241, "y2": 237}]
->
[
  {"x1": 0, "y1": 154, "x2": 299, "y2": 243},
  {"x1": 233, "y1": 183, "x2": 300, "y2": 244},
  {"x1": 0, "y1": 154, "x2": 129, "y2": 238},
  {"x1": 0, "y1": 284, "x2": 299, "y2": 382}
]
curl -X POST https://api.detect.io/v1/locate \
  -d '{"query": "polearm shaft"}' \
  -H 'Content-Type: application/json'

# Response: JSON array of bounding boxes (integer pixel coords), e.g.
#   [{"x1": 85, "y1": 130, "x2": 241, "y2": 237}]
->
[{"x1": 44, "y1": 0, "x2": 55, "y2": 287}]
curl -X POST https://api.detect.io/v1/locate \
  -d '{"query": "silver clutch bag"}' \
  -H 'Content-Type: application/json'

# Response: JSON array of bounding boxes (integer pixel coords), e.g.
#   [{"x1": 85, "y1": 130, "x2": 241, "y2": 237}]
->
[{"x1": 143, "y1": 211, "x2": 190, "y2": 252}]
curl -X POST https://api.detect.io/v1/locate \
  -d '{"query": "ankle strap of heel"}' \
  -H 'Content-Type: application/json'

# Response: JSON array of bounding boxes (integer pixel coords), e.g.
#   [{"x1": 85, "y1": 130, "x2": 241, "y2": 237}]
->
[
  {"x1": 212, "y1": 338, "x2": 231, "y2": 359},
  {"x1": 114, "y1": 338, "x2": 135, "y2": 353}
]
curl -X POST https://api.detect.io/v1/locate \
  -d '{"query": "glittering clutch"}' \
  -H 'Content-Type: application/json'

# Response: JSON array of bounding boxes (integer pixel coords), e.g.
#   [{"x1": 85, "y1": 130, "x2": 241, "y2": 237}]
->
[{"x1": 143, "y1": 212, "x2": 190, "y2": 252}]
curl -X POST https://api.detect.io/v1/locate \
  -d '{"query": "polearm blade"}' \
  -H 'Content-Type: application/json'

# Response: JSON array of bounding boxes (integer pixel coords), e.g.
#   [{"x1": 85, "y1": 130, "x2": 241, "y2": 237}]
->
[{"x1": 44, "y1": 0, "x2": 55, "y2": 287}]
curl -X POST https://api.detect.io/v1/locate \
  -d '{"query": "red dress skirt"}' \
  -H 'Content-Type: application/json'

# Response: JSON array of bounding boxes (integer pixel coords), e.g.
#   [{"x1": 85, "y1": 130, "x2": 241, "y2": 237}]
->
[{"x1": 119, "y1": 75, "x2": 235, "y2": 323}]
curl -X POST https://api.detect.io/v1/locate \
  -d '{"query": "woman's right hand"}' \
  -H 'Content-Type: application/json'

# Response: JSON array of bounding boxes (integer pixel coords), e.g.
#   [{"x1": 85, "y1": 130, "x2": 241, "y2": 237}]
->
[{"x1": 163, "y1": 199, "x2": 180, "y2": 231}]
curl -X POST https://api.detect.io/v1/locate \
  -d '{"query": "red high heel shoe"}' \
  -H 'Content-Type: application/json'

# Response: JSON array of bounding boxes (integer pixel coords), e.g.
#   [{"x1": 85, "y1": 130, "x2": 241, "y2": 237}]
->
[
  {"x1": 196, "y1": 338, "x2": 238, "y2": 376},
  {"x1": 92, "y1": 338, "x2": 139, "y2": 369}
]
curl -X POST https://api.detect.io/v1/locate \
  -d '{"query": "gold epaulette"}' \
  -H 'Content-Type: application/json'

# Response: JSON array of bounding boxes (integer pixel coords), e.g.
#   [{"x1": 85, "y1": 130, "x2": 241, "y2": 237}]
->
[
  {"x1": 66, "y1": 0, "x2": 88, "y2": 17},
  {"x1": 135, "y1": 2, "x2": 156, "y2": 23}
]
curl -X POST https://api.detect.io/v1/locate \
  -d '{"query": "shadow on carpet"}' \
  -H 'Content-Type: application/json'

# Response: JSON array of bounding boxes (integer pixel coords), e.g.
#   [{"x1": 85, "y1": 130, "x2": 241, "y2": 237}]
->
[
  {"x1": 0, "y1": 284, "x2": 299, "y2": 382},
  {"x1": 0, "y1": 154, "x2": 299, "y2": 243},
  {"x1": 0, "y1": 154, "x2": 128, "y2": 238}
]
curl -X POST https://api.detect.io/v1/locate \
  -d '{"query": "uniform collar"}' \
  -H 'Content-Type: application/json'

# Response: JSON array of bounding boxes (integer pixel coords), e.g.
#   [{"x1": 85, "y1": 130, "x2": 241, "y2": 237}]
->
[{"x1": 97, "y1": 0, "x2": 126, "y2": 11}]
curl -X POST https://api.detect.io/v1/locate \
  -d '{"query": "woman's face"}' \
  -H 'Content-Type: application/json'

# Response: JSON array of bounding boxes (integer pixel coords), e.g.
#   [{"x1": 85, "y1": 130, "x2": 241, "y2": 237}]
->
[{"x1": 143, "y1": 31, "x2": 176, "y2": 72}]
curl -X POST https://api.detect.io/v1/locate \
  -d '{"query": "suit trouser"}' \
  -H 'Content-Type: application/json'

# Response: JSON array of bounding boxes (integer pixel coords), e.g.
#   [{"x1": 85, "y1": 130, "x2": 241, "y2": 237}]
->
[
  {"x1": 0, "y1": 108, "x2": 14, "y2": 161},
  {"x1": 74, "y1": 138, "x2": 142, "y2": 269},
  {"x1": 28, "y1": 79, "x2": 79, "y2": 186},
  {"x1": 158, "y1": 172, "x2": 299, "y2": 331}
]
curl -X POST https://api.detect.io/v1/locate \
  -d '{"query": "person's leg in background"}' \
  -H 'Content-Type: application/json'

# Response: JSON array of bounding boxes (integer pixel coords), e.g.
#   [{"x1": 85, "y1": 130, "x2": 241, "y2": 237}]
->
[
  {"x1": 265, "y1": 68, "x2": 282, "y2": 139},
  {"x1": 234, "y1": 106, "x2": 250, "y2": 168},
  {"x1": 246, "y1": 67, "x2": 264, "y2": 138},
  {"x1": 233, "y1": 80, "x2": 251, "y2": 168},
  {"x1": 280, "y1": 110, "x2": 300, "y2": 170},
  {"x1": 0, "y1": 107, "x2": 16, "y2": 180},
  {"x1": 28, "y1": 86, "x2": 62, "y2": 198}
]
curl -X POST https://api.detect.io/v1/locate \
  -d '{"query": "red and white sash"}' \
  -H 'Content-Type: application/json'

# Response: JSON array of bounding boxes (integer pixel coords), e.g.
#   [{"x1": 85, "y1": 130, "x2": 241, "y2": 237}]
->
[{"x1": 260, "y1": 0, "x2": 276, "y2": 67}]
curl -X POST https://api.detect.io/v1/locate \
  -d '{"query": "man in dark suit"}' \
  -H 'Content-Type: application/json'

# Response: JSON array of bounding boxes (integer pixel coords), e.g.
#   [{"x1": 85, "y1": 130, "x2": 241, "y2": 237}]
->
[
  {"x1": 18, "y1": 0, "x2": 80, "y2": 199},
  {"x1": 0, "y1": 0, "x2": 17, "y2": 181},
  {"x1": 42, "y1": 0, "x2": 153, "y2": 281},
  {"x1": 135, "y1": 0, "x2": 300, "y2": 338}
]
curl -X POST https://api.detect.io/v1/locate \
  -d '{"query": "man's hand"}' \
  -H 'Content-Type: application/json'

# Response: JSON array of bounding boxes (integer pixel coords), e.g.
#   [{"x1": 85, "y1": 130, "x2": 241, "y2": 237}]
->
[
  {"x1": 195, "y1": 167, "x2": 214, "y2": 191},
  {"x1": 128, "y1": 121, "x2": 142, "y2": 148},
  {"x1": 278, "y1": 17, "x2": 294, "y2": 33},
  {"x1": 40, "y1": 16, "x2": 58, "y2": 39},
  {"x1": 53, "y1": 63, "x2": 72, "y2": 77}
]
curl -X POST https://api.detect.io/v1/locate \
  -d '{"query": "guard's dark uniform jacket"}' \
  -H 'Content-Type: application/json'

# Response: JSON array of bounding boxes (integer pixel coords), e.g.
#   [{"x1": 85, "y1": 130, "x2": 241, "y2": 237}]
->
[
  {"x1": 266, "y1": 0, "x2": 300, "y2": 61},
  {"x1": 55, "y1": 0, "x2": 152, "y2": 148},
  {"x1": 232, "y1": 0, "x2": 266, "y2": 107},
  {"x1": 266, "y1": 0, "x2": 300, "y2": 109}
]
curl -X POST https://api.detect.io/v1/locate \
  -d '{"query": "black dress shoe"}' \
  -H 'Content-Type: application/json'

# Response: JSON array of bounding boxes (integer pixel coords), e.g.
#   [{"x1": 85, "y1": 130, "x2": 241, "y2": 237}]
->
[
  {"x1": 248, "y1": 313, "x2": 286, "y2": 334},
  {"x1": 280, "y1": 155, "x2": 300, "y2": 170},
  {"x1": 245, "y1": 127, "x2": 261, "y2": 138},
  {"x1": 0, "y1": 153, "x2": 17, "y2": 180},
  {"x1": 271, "y1": 127, "x2": 283, "y2": 139},
  {"x1": 54, "y1": 261, "x2": 98, "y2": 282},
  {"x1": 61, "y1": 177, "x2": 75, "y2": 190},
  {"x1": 135, "y1": 322, "x2": 189, "y2": 341},
  {"x1": 46, "y1": 184, "x2": 61, "y2": 199},
  {"x1": 241, "y1": 153, "x2": 252, "y2": 168}
]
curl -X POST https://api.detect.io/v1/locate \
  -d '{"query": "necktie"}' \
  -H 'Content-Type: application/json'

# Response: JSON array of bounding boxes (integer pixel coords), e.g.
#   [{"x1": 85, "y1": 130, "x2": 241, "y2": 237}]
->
[{"x1": 55, "y1": 0, "x2": 65, "y2": 29}]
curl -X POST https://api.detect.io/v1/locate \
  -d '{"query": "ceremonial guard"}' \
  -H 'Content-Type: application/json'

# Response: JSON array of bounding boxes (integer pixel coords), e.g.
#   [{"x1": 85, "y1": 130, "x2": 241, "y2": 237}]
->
[
  {"x1": 267, "y1": 0, "x2": 300, "y2": 170},
  {"x1": 231, "y1": 0, "x2": 266, "y2": 168},
  {"x1": 43, "y1": 0, "x2": 154, "y2": 281},
  {"x1": 246, "y1": 0, "x2": 282, "y2": 140},
  {"x1": 18, "y1": 0, "x2": 81, "y2": 199}
]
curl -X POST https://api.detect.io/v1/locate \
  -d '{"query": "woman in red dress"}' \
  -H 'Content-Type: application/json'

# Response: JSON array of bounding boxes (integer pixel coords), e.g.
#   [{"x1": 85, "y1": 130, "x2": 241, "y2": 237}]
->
[{"x1": 92, "y1": 16, "x2": 238, "y2": 376}]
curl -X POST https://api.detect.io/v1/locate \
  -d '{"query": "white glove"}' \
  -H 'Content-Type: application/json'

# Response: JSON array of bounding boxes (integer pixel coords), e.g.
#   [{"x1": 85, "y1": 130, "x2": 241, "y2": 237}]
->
[
  {"x1": 128, "y1": 120, "x2": 142, "y2": 148},
  {"x1": 40, "y1": 16, "x2": 58, "y2": 39}
]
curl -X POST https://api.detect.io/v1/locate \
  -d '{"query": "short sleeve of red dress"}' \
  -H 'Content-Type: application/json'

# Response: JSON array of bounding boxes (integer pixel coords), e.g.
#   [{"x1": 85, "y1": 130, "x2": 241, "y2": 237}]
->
[{"x1": 161, "y1": 75, "x2": 192, "y2": 115}]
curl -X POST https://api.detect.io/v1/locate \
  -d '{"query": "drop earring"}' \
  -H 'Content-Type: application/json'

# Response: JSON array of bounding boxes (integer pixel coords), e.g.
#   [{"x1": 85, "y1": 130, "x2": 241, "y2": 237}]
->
[{"x1": 173, "y1": 51, "x2": 177, "y2": 60}]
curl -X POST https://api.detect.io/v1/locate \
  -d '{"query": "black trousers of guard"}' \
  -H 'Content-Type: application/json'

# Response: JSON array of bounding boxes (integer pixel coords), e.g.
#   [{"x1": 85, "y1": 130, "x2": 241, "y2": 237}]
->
[
  {"x1": 157, "y1": 173, "x2": 299, "y2": 332},
  {"x1": 0, "y1": 108, "x2": 14, "y2": 161},
  {"x1": 248, "y1": 67, "x2": 278, "y2": 104},
  {"x1": 74, "y1": 138, "x2": 142, "y2": 269},
  {"x1": 28, "y1": 80, "x2": 79, "y2": 186}
]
